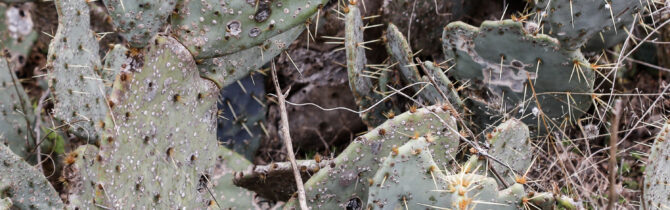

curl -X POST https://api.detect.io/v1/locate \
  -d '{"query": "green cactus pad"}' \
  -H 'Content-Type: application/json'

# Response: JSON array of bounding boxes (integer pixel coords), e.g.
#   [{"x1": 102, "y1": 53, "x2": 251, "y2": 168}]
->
[
  {"x1": 423, "y1": 61, "x2": 463, "y2": 109},
  {"x1": 345, "y1": 5, "x2": 395, "y2": 127},
  {"x1": 0, "y1": 3, "x2": 37, "y2": 70},
  {"x1": 207, "y1": 146, "x2": 254, "y2": 209},
  {"x1": 97, "y1": 36, "x2": 219, "y2": 208},
  {"x1": 47, "y1": 0, "x2": 107, "y2": 142},
  {"x1": 442, "y1": 20, "x2": 594, "y2": 132},
  {"x1": 384, "y1": 23, "x2": 441, "y2": 104},
  {"x1": 101, "y1": 44, "x2": 128, "y2": 93},
  {"x1": 367, "y1": 137, "x2": 449, "y2": 209},
  {"x1": 643, "y1": 120, "x2": 670, "y2": 209},
  {"x1": 534, "y1": 0, "x2": 645, "y2": 50},
  {"x1": 170, "y1": 0, "x2": 328, "y2": 59},
  {"x1": 0, "y1": 57, "x2": 35, "y2": 160},
  {"x1": 199, "y1": 25, "x2": 304, "y2": 88},
  {"x1": 61, "y1": 145, "x2": 106, "y2": 209},
  {"x1": 287, "y1": 104, "x2": 460, "y2": 209},
  {"x1": 487, "y1": 118, "x2": 532, "y2": 185},
  {"x1": 0, "y1": 144, "x2": 64, "y2": 209},
  {"x1": 102, "y1": 0, "x2": 176, "y2": 48}
]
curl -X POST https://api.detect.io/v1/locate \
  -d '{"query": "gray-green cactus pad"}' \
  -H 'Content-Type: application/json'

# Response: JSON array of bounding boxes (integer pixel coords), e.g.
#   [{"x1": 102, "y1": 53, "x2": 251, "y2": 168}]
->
[
  {"x1": 0, "y1": 144, "x2": 64, "y2": 209},
  {"x1": 288, "y1": 105, "x2": 460, "y2": 209},
  {"x1": 102, "y1": 0, "x2": 176, "y2": 48},
  {"x1": 48, "y1": 0, "x2": 107, "y2": 142},
  {"x1": 199, "y1": 25, "x2": 304, "y2": 88},
  {"x1": 643, "y1": 120, "x2": 670, "y2": 209},
  {"x1": 345, "y1": 5, "x2": 395, "y2": 127},
  {"x1": 101, "y1": 44, "x2": 128, "y2": 93},
  {"x1": 534, "y1": 0, "x2": 645, "y2": 50},
  {"x1": 367, "y1": 137, "x2": 449, "y2": 209},
  {"x1": 487, "y1": 118, "x2": 532, "y2": 185},
  {"x1": 442, "y1": 20, "x2": 594, "y2": 132},
  {"x1": 97, "y1": 36, "x2": 219, "y2": 208},
  {"x1": 0, "y1": 57, "x2": 34, "y2": 160},
  {"x1": 171, "y1": 0, "x2": 328, "y2": 59}
]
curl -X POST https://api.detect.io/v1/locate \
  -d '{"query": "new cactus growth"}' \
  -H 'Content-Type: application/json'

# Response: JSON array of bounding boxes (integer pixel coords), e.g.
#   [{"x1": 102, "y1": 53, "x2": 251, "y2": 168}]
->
[
  {"x1": 47, "y1": 0, "x2": 107, "y2": 142},
  {"x1": 643, "y1": 120, "x2": 670, "y2": 209},
  {"x1": 0, "y1": 144, "x2": 64, "y2": 209},
  {"x1": 442, "y1": 20, "x2": 595, "y2": 132},
  {"x1": 486, "y1": 118, "x2": 533, "y2": 185},
  {"x1": 101, "y1": 44, "x2": 128, "y2": 93}
]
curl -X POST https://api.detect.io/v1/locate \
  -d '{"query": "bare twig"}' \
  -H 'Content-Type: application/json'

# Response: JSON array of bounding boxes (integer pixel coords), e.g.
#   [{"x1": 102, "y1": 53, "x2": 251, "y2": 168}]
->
[
  {"x1": 608, "y1": 99, "x2": 623, "y2": 210},
  {"x1": 33, "y1": 89, "x2": 50, "y2": 173},
  {"x1": 271, "y1": 59, "x2": 308, "y2": 209}
]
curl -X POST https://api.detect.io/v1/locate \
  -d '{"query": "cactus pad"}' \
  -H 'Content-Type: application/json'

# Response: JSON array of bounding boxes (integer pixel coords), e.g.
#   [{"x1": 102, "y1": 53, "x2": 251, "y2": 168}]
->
[
  {"x1": 207, "y1": 146, "x2": 254, "y2": 209},
  {"x1": 0, "y1": 57, "x2": 34, "y2": 160},
  {"x1": 97, "y1": 36, "x2": 219, "y2": 208},
  {"x1": 487, "y1": 118, "x2": 532, "y2": 185},
  {"x1": 199, "y1": 25, "x2": 304, "y2": 88},
  {"x1": 534, "y1": 0, "x2": 645, "y2": 50},
  {"x1": 47, "y1": 0, "x2": 107, "y2": 142},
  {"x1": 101, "y1": 44, "x2": 128, "y2": 93},
  {"x1": 0, "y1": 144, "x2": 64, "y2": 209},
  {"x1": 442, "y1": 20, "x2": 594, "y2": 132},
  {"x1": 643, "y1": 120, "x2": 670, "y2": 209},
  {"x1": 61, "y1": 145, "x2": 106, "y2": 208},
  {"x1": 170, "y1": 0, "x2": 328, "y2": 59}
]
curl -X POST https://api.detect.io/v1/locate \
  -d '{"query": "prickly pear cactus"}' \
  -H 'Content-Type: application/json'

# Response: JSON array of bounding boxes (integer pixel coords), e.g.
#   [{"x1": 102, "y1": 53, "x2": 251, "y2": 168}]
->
[
  {"x1": 486, "y1": 118, "x2": 532, "y2": 185},
  {"x1": 101, "y1": 44, "x2": 128, "y2": 93},
  {"x1": 366, "y1": 137, "x2": 449, "y2": 209},
  {"x1": 102, "y1": 0, "x2": 176, "y2": 48},
  {"x1": 207, "y1": 146, "x2": 254, "y2": 209},
  {"x1": 643, "y1": 120, "x2": 670, "y2": 209},
  {"x1": 0, "y1": 144, "x2": 64, "y2": 209},
  {"x1": 47, "y1": 0, "x2": 107, "y2": 142},
  {"x1": 170, "y1": 0, "x2": 328, "y2": 59},
  {"x1": 96, "y1": 36, "x2": 219, "y2": 208},
  {"x1": 534, "y1": 0, "x2": 645, "y2": 50},
  {"x1": 385, "y1": 23, "x2": 462, "y2": 107},
  {"x1": 217, "y1": 74, "x2": 266, "y2": 161},
  {"x1": 199, "y1": 25, "x2": 304, "y2": 88},
  {"x1": 0, "y1": 57, "x2": 34, "y2": 160},
  {"x1": 61, "y1": 145, "x2": 105, "y2": 209},
  {"x1": 0, "y1": 3, "x2": 37, "y2": 71},
  {"x1": 345, "y1": 4, "x2": 397, "y2": 127},
  {"x1": 422, "y1": 60, "x2": 464, "y2": 110},
  {"x1": 442, "y1": 20, "x2": 594, "y2": 132},
  {"x1": 288, "y1": 104, "x2": 460, "y2": 209}
]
